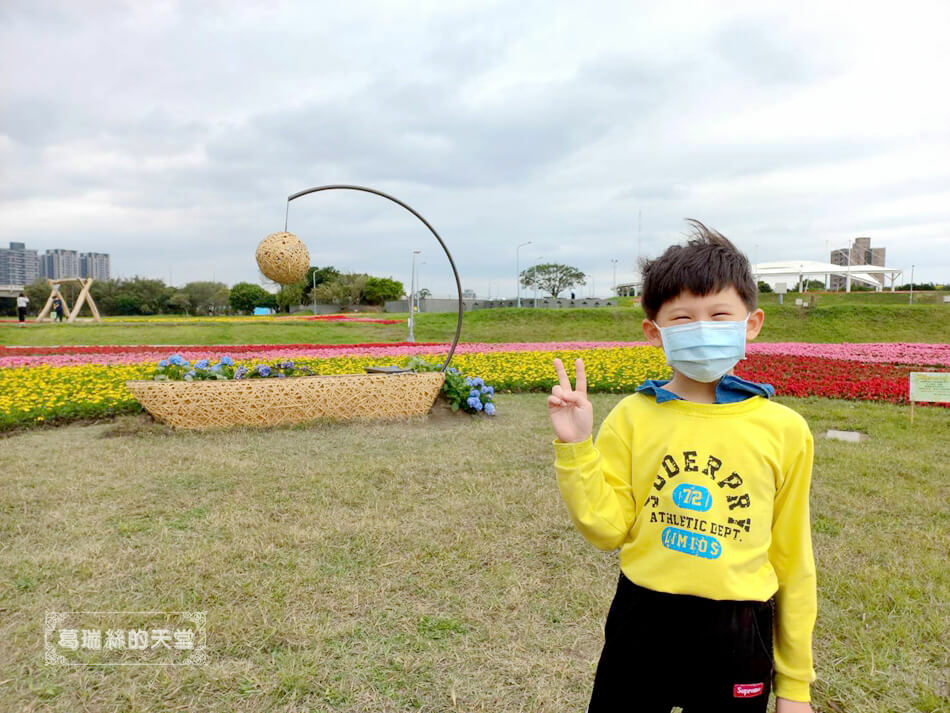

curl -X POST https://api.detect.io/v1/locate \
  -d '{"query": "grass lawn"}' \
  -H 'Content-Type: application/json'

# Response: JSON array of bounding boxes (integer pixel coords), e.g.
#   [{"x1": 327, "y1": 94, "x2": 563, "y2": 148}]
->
[
  {"x1": 3, "y1": 303, "x2": 949, "y2": 346},
  {"x1": 1, "y1": 395, "x2": 946, "y2": 712}
]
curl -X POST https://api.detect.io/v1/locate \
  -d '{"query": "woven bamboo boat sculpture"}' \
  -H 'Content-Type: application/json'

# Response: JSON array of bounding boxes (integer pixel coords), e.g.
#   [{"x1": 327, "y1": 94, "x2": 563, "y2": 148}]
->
[
  {"x1": 125, "y1": 372, "x2": 446, "y2": 429},
  {"x1": 126, "y1": 185, "x2": 463, "y2": 430}
]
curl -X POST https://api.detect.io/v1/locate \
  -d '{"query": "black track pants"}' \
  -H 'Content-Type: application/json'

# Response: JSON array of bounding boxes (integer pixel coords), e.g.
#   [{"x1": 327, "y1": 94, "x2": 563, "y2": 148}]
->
[{"x1": 586, "y1": 571, "x2": 775, "y2": 713}]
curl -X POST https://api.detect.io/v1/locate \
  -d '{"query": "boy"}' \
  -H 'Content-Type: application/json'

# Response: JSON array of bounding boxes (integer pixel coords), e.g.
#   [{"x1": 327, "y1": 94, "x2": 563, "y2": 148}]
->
[{"x1": 549, "y1": 221, "x2": 816, "y2": 712}]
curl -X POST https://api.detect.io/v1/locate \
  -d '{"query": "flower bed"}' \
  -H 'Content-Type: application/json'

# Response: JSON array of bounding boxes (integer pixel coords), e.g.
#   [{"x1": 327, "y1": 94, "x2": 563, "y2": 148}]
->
[
  {"x1": 1, "y1": 343, "x2": 945, "y2": 430},
  {"x1": 3, "y1": 341, "x2": 948, "y2": 369}
]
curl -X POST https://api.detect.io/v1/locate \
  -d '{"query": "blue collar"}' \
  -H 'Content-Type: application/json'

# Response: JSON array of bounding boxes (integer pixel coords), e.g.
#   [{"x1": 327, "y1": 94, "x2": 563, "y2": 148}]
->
[{"x1": 636, "y1": 373, "x2": 775, "y2": 404}]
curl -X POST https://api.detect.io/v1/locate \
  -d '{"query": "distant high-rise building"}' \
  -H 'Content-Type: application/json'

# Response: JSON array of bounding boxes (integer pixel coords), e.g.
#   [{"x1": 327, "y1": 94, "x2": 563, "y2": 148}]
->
[
  {"x1": 80, "y1": 252, "x2": 111, "y2": 280},
  {"x1": 0, "y1": 241, "x2": 40, "y2": 285},
  {"x1": 40, "y1": 249, "x2": 81, "y2": 280},
  {"x1": 830, "y1": 237, "x2": 885, "y2": 290}
]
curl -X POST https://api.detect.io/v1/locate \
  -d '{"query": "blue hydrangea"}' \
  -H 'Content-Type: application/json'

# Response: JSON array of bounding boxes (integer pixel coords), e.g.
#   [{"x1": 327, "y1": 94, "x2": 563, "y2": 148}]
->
[
  {"x1": 466, "y1": 396, "x2": 483, "y2": 411},
  {"x1": 157, "y1": 359, "x2": 169, "y2": 367},
  {"x1": 168, "y1": 354, "x2": 185, "y2": 366},
  {"x1": 471, "y1": 377, "x2": 484, "y2": 388},
  {"x1": 480, "y1": 385, "x2": 494, "y2": 396},
  {"x1": 447, "y1": 367, "x2": 459, "y2": 374},
  {"x1": 219, "y1": 355, "x2": 234, "y2": 366},
  {"x1": 234, "y1": 366, "x2": 248, "y2": 379},
  {"x1": 484, "y1": 402, "x2": 496, "y2": 416},
  {"x1": 185, "y1": 370, "x2": 196, "y2": 378},
  {"x1": 469, "y1": 388, "x2": 481, "y2": 398},
  {"x1": 256, "y1": 364, "x2": 271, "y2": 377},
  {"x1": 464, "y1": 377, "x2": 474, "y2": 386},
  {"x1": 194, "y1": 358, "x2": 210, "y2": 369},
  {"x1": 211, "y1": 363, "x2": 222, "y2": 372}
]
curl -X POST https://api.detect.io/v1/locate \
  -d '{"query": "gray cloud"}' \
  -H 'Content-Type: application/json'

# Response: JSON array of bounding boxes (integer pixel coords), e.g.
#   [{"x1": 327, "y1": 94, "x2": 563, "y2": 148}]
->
[{"x1": 1, "y1": 0, "x2": 948, "y2": 296}]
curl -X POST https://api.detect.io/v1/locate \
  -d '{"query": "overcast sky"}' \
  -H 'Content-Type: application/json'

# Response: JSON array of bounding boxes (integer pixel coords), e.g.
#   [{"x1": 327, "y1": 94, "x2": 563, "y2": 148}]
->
[{"x1": 2, "y1": 0, "x2": 949, "y2": 297}]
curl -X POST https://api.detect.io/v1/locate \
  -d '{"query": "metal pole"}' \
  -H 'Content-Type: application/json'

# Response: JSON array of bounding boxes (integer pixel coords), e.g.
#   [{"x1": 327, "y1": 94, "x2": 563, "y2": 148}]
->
[
  {"x1": 637, "y1": 210, "x2": 642, "y2": 263},
  {"x1": 909, "y1": 265, "x2": 914, "y2": 304},
  {"x1": 846, "y1": 238, "x2": 853, "y2": 293},
  {"x1": 534, "y1": 256, "x2": 542, "y2": 308},
  {"x1": 284, "y1": 184, "x2": 464, "y2": 372},
  {"x1": 516, "y1": 240, "x2": 531, "y2": 308},
  {"x1": 611, "y1": 259, "x2": 618, "y2": 293},
  {"x1": 408, "y1": 249, "x2": 420, "y2": 342},
  {"x1": 311, "y1": 270, "x2": 317, "y2": 314}
]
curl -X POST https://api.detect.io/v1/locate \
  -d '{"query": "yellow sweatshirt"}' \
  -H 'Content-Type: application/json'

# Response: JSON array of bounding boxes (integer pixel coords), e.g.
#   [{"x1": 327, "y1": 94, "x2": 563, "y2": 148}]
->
[{"x1": 553, "y1": 393, "x2": 816, "y2": 702}]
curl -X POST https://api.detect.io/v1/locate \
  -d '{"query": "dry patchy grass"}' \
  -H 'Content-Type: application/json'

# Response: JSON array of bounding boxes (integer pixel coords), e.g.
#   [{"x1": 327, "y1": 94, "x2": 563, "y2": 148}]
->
[{"x1": 0, "y1": 395, "x2": 946, "y2": 712}]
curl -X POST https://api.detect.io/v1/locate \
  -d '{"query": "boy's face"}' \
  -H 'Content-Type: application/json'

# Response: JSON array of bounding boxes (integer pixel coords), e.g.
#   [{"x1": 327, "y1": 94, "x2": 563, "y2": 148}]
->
[{"x1": 642, "y1": 286, "x2": 765, "y2": 347}]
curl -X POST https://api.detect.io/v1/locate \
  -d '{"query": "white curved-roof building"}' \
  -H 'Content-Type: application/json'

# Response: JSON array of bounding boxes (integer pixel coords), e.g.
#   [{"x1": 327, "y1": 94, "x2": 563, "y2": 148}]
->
[{"x1": 752, "y1": 261, "x2": 903, "y2": 291}]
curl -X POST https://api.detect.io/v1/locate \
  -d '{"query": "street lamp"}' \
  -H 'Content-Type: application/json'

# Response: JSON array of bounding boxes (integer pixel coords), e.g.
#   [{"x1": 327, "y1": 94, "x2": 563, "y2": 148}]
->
[
  {"x1": 534, "y1": 256, "x2": 543, "y2": 308},
  {"x1": 611, "y1": 258, "x2": 618, "y2": 294},
  {"x1": 408, "y1": 249, "x2": 421, "y2": 342},
  {"x1": 845, "y1": 238, "x2": 853, "y2": 293},
  {"x1": 311, "y1": 268, "x2": 317, "y2": 314},
  {"x1": 516, "y1": 240, "x2": 532, "y2": 308}
]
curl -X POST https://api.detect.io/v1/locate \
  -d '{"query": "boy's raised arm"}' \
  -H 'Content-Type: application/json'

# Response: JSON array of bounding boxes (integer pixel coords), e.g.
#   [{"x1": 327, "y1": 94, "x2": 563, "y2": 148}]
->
[{"x1": 550, "y1": 358, "x2": 636, "y2": 551}]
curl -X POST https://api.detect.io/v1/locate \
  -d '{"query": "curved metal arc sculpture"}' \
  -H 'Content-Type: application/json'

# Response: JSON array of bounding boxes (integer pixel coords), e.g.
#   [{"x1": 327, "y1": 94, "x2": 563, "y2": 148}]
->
[{"x1": 283, "y1": 184, "x2": 463, "y2": 373}]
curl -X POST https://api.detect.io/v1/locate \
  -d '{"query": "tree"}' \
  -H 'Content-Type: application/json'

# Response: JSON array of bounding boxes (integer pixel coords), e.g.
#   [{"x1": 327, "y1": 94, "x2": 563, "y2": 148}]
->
[
  {"x1": 756, "y1": 280, "x2": 773, "y2": 294},
  {"x1": 276, "y1": 283, "x2": 304, "y2": 313},
  {"x1": 417, "y1": 288, "x2": 432, "y2": 299},
  {"x1": 302, "y1": 266, "x2": 341, "y2": 300},
  {"x1": 313, "y1": 273, "x2": 369, "y2": 310},
  {"x1": 229, "y1": 282, "x2": 270, "y2": 314},
  {"x1": 519, "y1": 263, "x2": 586, "y2": 298},
  {"x1": 86, "y1": 276, "x2": 172, "y2": 315},
  {"x1": 116, "y1": 276, "x2": 173, "y2": 315},
  {"x1": 167, "y1": 292, "x2": 191, "y2": 314},
  {"x1": 24, "y1": 277, "x2": 51, "y2": 310},
  {"x1": 364, "y1": 276, "x2": 404, "y2": 305},
  {"x1": 181, "y1": 281, "x2": 230, "y2": 315}
]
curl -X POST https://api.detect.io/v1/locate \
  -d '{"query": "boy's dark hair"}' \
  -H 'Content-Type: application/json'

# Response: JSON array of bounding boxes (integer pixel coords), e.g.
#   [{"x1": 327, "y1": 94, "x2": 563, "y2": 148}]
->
[{"x1": 639, "y1": 219, "x2": 757, "y2": 320}]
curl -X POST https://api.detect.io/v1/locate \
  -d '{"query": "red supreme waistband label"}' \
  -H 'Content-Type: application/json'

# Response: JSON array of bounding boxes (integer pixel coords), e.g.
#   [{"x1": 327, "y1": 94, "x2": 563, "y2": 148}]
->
[{"x1": 733, "y1": 682, "x2": 765, "y2": 698}]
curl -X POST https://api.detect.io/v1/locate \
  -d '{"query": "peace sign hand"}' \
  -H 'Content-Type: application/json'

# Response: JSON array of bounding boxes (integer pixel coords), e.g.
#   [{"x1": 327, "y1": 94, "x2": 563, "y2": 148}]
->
[{"x1": 548, "y1": 358, "x2": 594, "y2": 443}]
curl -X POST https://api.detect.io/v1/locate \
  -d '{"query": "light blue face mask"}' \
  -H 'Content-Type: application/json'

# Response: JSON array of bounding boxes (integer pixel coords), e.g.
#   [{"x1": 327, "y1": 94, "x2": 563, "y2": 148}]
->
[{"x1": 652, "y1": 315, "x2": 750, "y2": 383}]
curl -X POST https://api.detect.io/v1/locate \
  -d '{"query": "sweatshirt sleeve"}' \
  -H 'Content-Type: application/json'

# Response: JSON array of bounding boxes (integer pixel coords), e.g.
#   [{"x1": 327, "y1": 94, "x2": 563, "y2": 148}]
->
[
  {"x1": 552, "y1": 418, "x2": 636, "y2": 551},
  {"x1": 769, "y1": 423, "x2": 818, "y2": 702}
]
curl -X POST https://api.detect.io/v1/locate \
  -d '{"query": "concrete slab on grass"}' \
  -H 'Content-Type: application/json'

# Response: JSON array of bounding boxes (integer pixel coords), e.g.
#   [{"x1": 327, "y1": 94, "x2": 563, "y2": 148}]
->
[{"x1": 825, "y1": 429, "x2": 867, "y2": 443}]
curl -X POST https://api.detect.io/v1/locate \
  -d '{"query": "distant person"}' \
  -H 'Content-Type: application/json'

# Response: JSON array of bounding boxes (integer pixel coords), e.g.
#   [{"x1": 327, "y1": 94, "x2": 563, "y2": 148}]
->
[
  {"x1": 571, "y1": 291, "x2": 575, "y2": 303},
  {"x1": 548, "y1": 220, "x2": 816, "y2": 712},
  {"x1": 52, "y1": 295, "x2": 64, "y2": 322},
  {"x1": 16, "y1": 292, "x2": 29, "y2": 325}
]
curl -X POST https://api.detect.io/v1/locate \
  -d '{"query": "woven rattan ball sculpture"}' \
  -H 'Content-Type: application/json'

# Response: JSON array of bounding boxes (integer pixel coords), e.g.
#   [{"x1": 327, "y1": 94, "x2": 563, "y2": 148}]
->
[{"x1": 256, "y1": 232, "x2": 310, "y2": 284}]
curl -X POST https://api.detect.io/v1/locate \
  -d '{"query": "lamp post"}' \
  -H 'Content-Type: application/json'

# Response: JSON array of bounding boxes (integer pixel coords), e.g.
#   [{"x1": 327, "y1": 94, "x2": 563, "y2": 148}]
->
[
  {"x1": 909, "y1": 265, "x2": 915, "y2": 304},
  {"x1": 534, "y1": 256, "x2": 543, "y2": 308},
  {"x1": 611, "y1": 258, "x2": 618, "y2": 294},
  {"x1": 516, "y1": 240, "x2": 532, "y2": 307},
  {"x1": 845, "y1": 238, "x2": 853, "y2": 293},
  {"x1": 408, "y1": 249, "x2": 421, "y2": 342},
  {"x1": 311, "y1": 269, "x2": 317, "y2": 314}
]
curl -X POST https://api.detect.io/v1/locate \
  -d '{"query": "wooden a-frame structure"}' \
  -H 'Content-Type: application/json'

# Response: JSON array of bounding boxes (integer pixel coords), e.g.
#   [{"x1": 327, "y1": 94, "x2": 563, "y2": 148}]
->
[{"x1": 36, "y1": 278, "x2": 102, "y2": 323}]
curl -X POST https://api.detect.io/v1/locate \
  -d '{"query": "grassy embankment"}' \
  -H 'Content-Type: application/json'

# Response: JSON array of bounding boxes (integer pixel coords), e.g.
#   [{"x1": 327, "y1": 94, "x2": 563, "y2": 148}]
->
[
  {"x1": 1, "y1": 395, "x2": 946, "y2": 712},
  {"x1": 2, "y1": 302, "x2": 949, "y2": 347}
]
